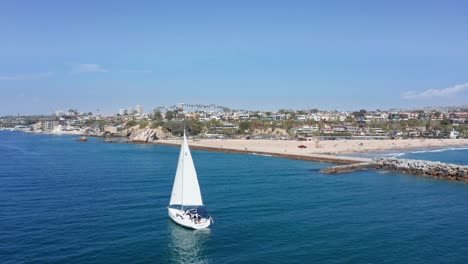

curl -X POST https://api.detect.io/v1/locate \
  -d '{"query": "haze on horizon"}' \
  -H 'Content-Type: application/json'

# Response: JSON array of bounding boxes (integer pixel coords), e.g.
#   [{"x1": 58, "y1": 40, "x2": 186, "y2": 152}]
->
[{"x1": 1, "y1": 0, "x2": 468, "y2": 115}]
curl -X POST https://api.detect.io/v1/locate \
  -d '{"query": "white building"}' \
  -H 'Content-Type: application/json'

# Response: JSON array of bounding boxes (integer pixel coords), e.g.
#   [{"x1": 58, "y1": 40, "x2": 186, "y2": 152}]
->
[
  {"x1": 239, "y1": 113, "x2": 250, "y2": 120},
  {"x1": 296, "y1": 125, "x2": 319, "y2": 134},
  {"x1": 127, "y1": 107, "x2": 135, "y2": 115},
  {"x1": 297, "y1": 115, "x2": 307, "y2": 121},
  {"x1": 135, "y1": 105, "x2": 144, "y2": 115}
]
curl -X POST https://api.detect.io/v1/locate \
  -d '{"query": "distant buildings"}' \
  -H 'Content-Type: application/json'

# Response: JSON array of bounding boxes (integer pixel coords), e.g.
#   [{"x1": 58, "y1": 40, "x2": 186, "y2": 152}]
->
[
  {"x1": 1, "y1": 104, "x2": 467, "y2": 139},
  {"x1": 136, "y1": 105, "x2": 144, "y2": 116},
  {"x1": 42, "y1": 120, "x2": 59, "y2": 131},
  {"x1": 118, "y1": 105, "x2": 144, "y2": 116}
]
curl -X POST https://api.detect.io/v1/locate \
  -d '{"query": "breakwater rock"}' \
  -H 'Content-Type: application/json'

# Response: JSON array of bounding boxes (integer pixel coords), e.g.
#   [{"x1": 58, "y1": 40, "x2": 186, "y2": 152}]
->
[
  {"x1": 104, "y1": 137, "x2": 129, "y2": 143},
  {"x1": 321, "y1": 162, "x2": 374, "y2": 174},
  {"x1": 321, "y1": 157, "x2": 468, "y2": 182},
  {"x1": 373, "y1": 158, "x2": 468, "y2": 181}
]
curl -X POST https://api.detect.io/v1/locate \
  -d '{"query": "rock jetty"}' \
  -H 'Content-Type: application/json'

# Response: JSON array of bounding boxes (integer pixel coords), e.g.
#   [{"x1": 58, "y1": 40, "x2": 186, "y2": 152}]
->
[
  {"x1": 320, "y1": 162, "x2": 374, "y2": 174},
  {"x1": 373, "y1": 158, "x2": 468, "y2": 181},
  {"x1": 322, "y1": 158, "x2": 468, "y2": 182}
]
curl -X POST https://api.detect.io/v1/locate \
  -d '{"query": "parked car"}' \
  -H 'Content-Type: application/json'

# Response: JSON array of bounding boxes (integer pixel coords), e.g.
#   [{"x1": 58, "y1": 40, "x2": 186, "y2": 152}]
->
[{"x1": 298, "y1": 145, "x2": 307, "y2": 149}]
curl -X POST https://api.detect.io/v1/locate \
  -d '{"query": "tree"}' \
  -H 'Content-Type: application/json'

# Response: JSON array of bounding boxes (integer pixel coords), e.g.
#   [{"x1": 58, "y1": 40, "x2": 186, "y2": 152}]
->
[
  {"x1": 165, "y1": 110, "x2": 175, "y2": 120},
  {"x1": 23, "y1": 117, "x2": 37, "y2": 125},
  {"x1": 152, "y1": 109, "x2": 163, "y2": 121},
  {"x1": 164, "y1": 121, "x2": 184, "y2": 136},
  {"x1": 440, "y1": 119, "x2": 451, "y2": 126},
  {"x1": 186, "y1": 120, "x2": 203, "y2": 135},
  {"x1": 425, "y1": 120, "x2": 432, "y2": 131},
  {"x1": 400, "y1": 121, "x2": 407, "y2": 132},
  {"x1": 352, "y1": 109, "x2": 367, "y2": 119},
  {"x1": 239, "y1": 121, "x2": 252, "y2": 134},
  {"x1": 208, "y1": 119, "x2": 223, "y2": 128}
]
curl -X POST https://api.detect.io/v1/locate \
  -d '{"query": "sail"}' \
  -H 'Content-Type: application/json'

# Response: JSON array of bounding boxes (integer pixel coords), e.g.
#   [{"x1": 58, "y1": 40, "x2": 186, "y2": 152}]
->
[
  {"x1": 169, "y1": 138, "x2": 185, "y2": 205},
  {"x1": 169, "y1": 132, "x2": 204, "y2": 206}
]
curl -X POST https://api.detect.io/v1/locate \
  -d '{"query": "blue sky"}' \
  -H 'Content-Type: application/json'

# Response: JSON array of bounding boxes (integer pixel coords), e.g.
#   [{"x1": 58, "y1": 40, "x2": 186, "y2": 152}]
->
[{"x1": 1, "y1": 0, "x2": 468, "y2": 115}]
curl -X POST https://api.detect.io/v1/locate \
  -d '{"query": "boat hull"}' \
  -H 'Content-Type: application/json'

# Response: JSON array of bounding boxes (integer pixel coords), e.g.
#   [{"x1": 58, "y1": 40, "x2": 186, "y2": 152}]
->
[{"x1": 168, "y1": 208, "x2": 211, "y2": 230}]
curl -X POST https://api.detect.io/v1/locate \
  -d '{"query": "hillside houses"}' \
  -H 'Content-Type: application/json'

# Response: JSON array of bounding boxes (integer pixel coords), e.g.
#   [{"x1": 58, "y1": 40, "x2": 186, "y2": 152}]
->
[{"x1": 1, "y1": 106, "x2": 467, "y2": 139}]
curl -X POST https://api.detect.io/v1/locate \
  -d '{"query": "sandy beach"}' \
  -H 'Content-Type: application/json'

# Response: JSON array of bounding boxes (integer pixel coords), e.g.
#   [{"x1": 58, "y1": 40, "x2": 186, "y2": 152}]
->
[{"x1": 159, "y1": 138, "x2": 468, "y2": 157}]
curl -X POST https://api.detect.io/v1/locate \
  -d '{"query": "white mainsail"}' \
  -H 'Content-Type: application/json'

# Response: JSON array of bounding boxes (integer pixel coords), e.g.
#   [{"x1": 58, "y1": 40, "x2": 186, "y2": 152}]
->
[{"x1": 169, "y1": 132, "x2": 204, "y2": 207}]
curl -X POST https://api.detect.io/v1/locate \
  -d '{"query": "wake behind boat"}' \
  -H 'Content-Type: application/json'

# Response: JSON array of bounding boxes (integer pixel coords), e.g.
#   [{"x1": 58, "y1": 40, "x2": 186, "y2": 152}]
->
[{"x1": 168, "y1": 131, "x2": 213, "y2": 230}]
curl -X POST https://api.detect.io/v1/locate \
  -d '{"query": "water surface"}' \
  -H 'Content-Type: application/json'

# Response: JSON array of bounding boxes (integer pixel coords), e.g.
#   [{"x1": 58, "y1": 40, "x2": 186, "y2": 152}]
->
[{"x1": 1, "y1": 131, "x2": 467, "y2": 263}]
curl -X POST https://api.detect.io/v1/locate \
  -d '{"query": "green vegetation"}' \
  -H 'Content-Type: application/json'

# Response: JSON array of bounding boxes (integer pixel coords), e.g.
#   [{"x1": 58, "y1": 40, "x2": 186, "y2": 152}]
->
[
  {"x1": 352, "y1": 109, "x2": 367, "y2": 119},
  {"x1": 126, "y1": 120, "x2": 137, "y2": 128},
  {"x1": 163, "y1": 120, "x2": 204, "y2": 136},
  {"x1": 165, "y1": 110, "x2": 177, "y2": 120},
  {"x1": 152, "y1": 109, "x2": 163, "y2": 121},
  {"x1": 239, "y1": 121, "x2": 252, "y2": 134},
  {"x1": 138, "y1": 120, "x2": 149, "y2": 128}
]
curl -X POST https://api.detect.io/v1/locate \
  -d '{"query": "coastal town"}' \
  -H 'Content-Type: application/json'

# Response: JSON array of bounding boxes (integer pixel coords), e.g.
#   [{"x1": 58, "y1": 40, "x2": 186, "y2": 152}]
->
[
  {"x1": 1, "y1": 104, "x2": 467, "y2": 141},
  {"x1": 4, "y1": 1, "x2": 468, "y2": 262}
]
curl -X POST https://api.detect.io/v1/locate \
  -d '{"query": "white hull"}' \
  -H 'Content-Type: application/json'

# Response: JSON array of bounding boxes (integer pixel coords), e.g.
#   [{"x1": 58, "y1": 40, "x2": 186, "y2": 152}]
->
[{"x1": 168, "y1": 208, "x2": 211, "y2": 230}]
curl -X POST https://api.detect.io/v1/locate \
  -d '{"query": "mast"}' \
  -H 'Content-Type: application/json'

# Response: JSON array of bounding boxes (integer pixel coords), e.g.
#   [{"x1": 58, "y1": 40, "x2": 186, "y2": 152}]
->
[
  {"x1": 181, "y1": 129, "x2": 185, "y2": 210},
  {"x1": 181, "y1": 118, "x2": 186, "y2": 210}
]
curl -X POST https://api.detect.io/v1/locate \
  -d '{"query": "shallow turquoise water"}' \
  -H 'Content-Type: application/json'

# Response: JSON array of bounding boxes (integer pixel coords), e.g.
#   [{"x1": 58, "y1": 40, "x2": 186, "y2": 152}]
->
[{"x1": 1, "y1": 131, "x2": 468, "y2": 263}]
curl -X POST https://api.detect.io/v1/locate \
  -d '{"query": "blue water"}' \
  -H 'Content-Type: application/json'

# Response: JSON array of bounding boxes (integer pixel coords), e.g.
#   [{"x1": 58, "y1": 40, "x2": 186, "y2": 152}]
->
[
  {"x1": 1, "y1": 131, "x2": 468, "y2": 263},
  {"x1": 346, "y1": 147, "x2": 468, "y2": 166}
]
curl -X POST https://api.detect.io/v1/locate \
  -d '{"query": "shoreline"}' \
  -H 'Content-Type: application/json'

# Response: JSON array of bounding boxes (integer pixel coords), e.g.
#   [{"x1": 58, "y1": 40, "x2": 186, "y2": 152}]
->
[
  {"x1": 155, "y1": 138, "x2": 468, "y2": 165},
  {"x1": 153, "y1": 140, "x2": 371, "y2": 164},
  {"x1": 7, "y1": 131, "x2": 468, "y2": 165},
  {"x1": 157, "y1": 137, "x2": 468, "y2": 153}
]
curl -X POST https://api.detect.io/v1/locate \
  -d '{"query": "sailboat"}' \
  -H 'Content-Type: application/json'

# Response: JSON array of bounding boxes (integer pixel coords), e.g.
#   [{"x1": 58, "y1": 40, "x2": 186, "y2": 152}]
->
[{"x1": 168, "y1": 131, "x2": 213, "y2": 230}]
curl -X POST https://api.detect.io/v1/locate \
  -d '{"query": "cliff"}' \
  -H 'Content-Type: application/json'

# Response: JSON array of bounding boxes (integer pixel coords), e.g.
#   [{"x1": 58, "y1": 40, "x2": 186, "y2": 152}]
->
[{"x1": 128, "y1": 127, "x2": 170, "y2": 143}]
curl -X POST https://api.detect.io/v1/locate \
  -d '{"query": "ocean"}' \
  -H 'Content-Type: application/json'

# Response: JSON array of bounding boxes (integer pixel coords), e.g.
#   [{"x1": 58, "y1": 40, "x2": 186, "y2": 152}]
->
[{"x1": 1, "y1": 131, "x2": 468, "y2": 263}]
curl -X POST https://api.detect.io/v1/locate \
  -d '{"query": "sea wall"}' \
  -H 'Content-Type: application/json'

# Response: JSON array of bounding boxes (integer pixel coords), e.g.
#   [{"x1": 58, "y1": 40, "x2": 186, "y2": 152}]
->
[
  {"x1": 156, "y1": 141, "x2": 370, "y2": 165},
  {"x1": 373, "y1": 158, "x2": 468, "y2": 181}
]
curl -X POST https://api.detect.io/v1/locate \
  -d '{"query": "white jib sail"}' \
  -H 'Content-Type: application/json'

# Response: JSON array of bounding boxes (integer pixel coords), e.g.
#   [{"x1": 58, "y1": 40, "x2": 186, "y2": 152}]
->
[{"x1": 169, "y1": 132, "x2": 204, "y2": 206}]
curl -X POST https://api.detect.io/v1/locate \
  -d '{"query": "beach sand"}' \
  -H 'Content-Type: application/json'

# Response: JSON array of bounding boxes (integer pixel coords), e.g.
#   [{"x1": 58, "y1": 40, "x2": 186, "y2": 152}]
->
[{"x1": 159, "y1": 138, "x2": 468, "y2": 158}]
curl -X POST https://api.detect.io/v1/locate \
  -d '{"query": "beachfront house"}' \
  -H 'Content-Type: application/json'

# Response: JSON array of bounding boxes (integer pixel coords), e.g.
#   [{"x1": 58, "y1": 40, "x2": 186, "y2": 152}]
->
[
  {"x1": 296, "y1": 125, "x2": 319, "y2": 136},
  {"x1": 239, "y1": 113, "x2": 250, "y2": 120}
]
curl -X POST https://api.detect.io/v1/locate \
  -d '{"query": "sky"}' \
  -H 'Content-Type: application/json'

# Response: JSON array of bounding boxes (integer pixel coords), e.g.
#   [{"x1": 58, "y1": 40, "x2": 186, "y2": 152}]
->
[{"x1": 1, "y1": 0, "x2": 468, "y2": 115}]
